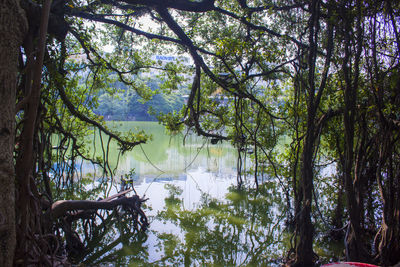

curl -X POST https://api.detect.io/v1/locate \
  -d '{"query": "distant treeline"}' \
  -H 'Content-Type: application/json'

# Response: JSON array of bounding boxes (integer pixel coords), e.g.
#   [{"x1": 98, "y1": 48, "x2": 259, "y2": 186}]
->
[{"x1": 94, "y1": 78, "x2": 186, "y2": 121}]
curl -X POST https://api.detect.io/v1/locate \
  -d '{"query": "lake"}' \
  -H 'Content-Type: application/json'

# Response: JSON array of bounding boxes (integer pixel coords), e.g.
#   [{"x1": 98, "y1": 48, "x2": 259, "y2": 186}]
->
[{"x1": 70, "y1": 121, "x2": 342, "y2": 266}]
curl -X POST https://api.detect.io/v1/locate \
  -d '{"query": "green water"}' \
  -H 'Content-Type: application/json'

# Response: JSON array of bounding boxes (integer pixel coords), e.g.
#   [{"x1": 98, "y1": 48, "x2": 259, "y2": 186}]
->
[
  {"x1": 82, "y1": 121, "x2": 236, "y2": 179},
  {"x1": 73, "y1": 121, "x2": 343, "y2": 266}
]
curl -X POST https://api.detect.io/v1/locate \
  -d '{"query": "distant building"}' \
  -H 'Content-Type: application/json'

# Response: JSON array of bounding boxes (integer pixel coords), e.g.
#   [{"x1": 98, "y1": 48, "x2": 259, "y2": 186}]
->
[
  {"x1": 139, "y1": 55, "x2": 193, "y2": 84},
  {"x1": 153, "y1": 55, "x2": 191, "y2": 66}
]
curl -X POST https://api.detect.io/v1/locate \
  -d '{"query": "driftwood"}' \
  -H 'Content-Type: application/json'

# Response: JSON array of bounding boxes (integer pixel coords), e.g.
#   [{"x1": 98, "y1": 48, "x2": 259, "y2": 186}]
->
[
  {"x1": 50, "y1": 189, "x2": 145, "y2": 219},
  {"x1": 48, "y1": 189, "x2": 149, "y2": 261}
]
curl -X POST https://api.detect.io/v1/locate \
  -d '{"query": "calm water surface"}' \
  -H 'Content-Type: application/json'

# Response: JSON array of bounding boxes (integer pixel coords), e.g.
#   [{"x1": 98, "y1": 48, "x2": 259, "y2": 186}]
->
[{"x1": 75, "y1": 122, "x2": 342, "y2": 266}]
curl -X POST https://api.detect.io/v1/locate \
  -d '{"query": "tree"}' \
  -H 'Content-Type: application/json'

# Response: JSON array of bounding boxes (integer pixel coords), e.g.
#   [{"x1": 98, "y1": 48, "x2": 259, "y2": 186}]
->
[
  {"x1": 0, "y1": 0, "x2": 27, "y2": 265},
  {"x1": 1, "y1": 0, "x2": 400, "y2": 265}
]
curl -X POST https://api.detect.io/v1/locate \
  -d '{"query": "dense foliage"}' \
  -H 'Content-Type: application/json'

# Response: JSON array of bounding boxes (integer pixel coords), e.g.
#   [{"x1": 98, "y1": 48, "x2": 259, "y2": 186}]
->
[{"x1": 0, "y1": 0, "x2": 399, "y2": 266}]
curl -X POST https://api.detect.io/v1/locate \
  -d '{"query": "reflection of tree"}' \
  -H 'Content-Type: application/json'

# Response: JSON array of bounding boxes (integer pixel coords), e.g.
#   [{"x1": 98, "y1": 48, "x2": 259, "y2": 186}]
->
[
  {"x1": 112, "y1": 123, "x2": 238, "y2": 178},
  {"x1": 75, "y1": 210, "x2": 150, "y2": 266},
  {"x1": 152, "y1": 184, "x2": 290, "y2": 266},
  {"x1": 69, "y1": 181, "x2": 346, "y2": 266}
]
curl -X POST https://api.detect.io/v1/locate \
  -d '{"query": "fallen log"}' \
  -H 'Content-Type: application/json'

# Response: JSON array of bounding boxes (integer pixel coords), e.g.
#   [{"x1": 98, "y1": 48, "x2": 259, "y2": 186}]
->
[
  {"x1": 56, "y1": 189, "x2": 134, "y2": 219},
  {"x1": 51, "y1": 193, "x2": 145, "y2": 221}
]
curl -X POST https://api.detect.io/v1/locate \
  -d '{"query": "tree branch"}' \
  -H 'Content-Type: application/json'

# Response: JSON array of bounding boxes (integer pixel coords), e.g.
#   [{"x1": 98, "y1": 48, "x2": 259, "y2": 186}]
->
[
  {"x1": 121, "y1": 0, "x2": 215, "y2": 12},
  {"x1": 51, "y1": 195, "x2": 145, "y2": 219}
]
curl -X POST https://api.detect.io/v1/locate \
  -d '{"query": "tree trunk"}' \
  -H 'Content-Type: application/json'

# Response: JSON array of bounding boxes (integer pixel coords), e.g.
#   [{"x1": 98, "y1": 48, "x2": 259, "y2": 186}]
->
[
  {"x1": 340, "y1": 0, "x2": 367, "y2": 260},
  {"x1": 376, "y1": 133, "x2": 400, "y2": 265},
  {"x1": 0, "y1": 0, "x2": 27, "y2": 266},
  {"x1": 294, "y1": 124, "x2": 316, "y2": 266}
]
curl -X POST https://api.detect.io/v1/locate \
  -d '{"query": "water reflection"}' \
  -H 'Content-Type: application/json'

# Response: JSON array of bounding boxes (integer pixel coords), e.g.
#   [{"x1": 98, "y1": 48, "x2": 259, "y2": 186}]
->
[
  {"x1": 78, "y1": 180, "x2": 291, "y2": 266},
  {"x1": 73, "y1": 122, "x2": 253, "y2": 265},
  {"x1": 65, "y1": 122, "x2": 344, "y2": 265},
  {"x1": 146, "y1": 183, "x2": 291, "y2": 267},
  {"x1": 68, "y1": 170, "x2": 343, "y2": 266},
  {"x1": 73, "y1": 209, "x2": 149, "y2": 266},
  {"x1": 81, "y1": 121, "x2": 238, "y2": 182}
]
